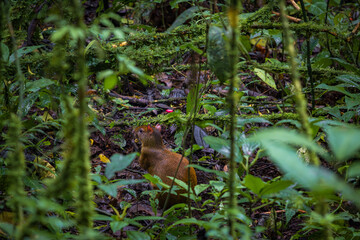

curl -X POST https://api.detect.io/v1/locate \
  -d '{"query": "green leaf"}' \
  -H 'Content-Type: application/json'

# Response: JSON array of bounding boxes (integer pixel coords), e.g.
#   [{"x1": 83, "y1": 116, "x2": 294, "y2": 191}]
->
[
  {"x1": 105, "y1": 153, "x2": 137, "y2": 179},
  {"x1": 331, "y1": 58, "x2": 360, "y2": 74},
  {"x1": 260, "y1": 180, "x2": 293, "y2": 196},
  {"x1": 237, "y1": 117, "x2": 272, "y2": 127},
  {"x1": 25, "y1": 78, "x2": 55, "y2": 92},
  {"x1": 0, "y1": 222, "x2": 14, "y2": 236},
  {"x1": 248, "y1": 128, "x2": 328, "y2": 157},
  {"x1": 326, "y1": 126, "x2": 360, "y2": 162},
  {"x1": 98, "y1": 179, "x2": 145, "y2": 197},
  {"x1": 104, "y1": 74, "x2": 118, "y2": 90},
  {"x1": 1, "y1": 42, "x2": 9, "y2": 62},
  {"x1": 337, "y1": 74, "x2": 360, "y2": 88},
  {"x1": 19, "y1": 92, "x2": 39, "y2": 117},
  {"x1": 132, "y1": 216, "x2": 165, "y2": 221},
  {"x1": 194, "y1": 184, "x2": 210, "y2": 195},
  {"x1": 167, "y1": 6, "x2": 204, "y2": 32},
  {"x1": 204, "y1": 135, "x2": 242, "y2": 162},
  {"x1": 348, "y1": 162, "x2": 360, "y2": 178},
  {"x1": 126, "y1": 231, "x2": 151, "y2": 240},
  {"x1": 186, "y1": 84, "x2": 201, "y2": 115},
  {"x1": 207, "y1": 26, "x2": 231, "y2": 83},
  {"x1": 204, "y1": 136, "x2": 230, "y2": 157},
  {"x1": 93, "y1": 214, "x2": 113, "y2": 221},
  {"x1": 253, "y1": 68, "x2": 277, "y2": 90},
  {"x1": 169, "y1": 218, "x2": 204, "y2": 229},
  {"x1": 97, "y1": 69, "x2": 114, "y2": 80},
  {"x1": 110, "y1": 221, "x2": 128, "y2": 232},
  {"x1": 8, "y1": 45, "x2": 43, "y2": 64},
  {"x1": 308, "y1": 1, "x2": 326, "y2": 16},
  {"x1": 316, "y1": 83, "x2": 354, "y2": 97},
  {"x1": 262, "y1": 141, "x2": 360, "y2": 207},
  {"x1": 189, "y1": 164, "x2": 227, "y2": 178},
  {"x1": 243, "y1": 174, "x2": 266, "y2": 195},
  {"x1": 345, "y1": 96, "x2": 360, "y2": 110}
]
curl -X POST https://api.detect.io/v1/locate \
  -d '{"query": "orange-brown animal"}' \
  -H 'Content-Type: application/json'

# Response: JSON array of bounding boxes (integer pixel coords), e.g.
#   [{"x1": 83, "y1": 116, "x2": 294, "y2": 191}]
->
[{"x1": 134, "y1": 124, "x2": 197, "y2": 208}]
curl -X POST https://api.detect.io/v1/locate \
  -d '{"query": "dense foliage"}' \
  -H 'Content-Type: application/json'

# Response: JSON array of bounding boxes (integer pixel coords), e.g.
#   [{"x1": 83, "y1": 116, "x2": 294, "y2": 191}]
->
[{"x1": 1, "y1": 0, "x2": 360, "y2": 239}]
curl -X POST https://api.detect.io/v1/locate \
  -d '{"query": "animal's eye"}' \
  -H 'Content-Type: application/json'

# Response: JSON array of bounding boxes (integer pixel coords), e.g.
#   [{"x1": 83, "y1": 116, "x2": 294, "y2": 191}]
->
[{"x1": 139, "y1": 128, "x2": 144, "y2": 133}]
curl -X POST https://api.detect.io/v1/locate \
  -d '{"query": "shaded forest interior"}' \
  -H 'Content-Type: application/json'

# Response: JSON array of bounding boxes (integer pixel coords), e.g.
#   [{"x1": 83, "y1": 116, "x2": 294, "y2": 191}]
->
[{"x1": 1, "y1": 0, "x2": 360, "y2": 239}]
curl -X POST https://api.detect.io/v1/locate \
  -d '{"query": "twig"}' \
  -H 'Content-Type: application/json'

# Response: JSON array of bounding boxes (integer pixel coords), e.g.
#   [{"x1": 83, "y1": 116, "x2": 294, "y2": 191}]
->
[
  {"x1": 272, "y1": 11, "x2": 301, "y2": 23},
  {"x1": 289, "y1": 0, "x2": 301, "y2": 10}
]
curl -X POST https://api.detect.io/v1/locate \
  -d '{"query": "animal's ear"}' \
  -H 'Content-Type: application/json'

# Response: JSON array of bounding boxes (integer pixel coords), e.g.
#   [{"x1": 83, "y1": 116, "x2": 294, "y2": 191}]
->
[
  {"x1": 155, "y1": 124, "x2": 161, "y2": 132},
  {"x1": 147, "y1": 125, "x2": 153, "y2": 133}
]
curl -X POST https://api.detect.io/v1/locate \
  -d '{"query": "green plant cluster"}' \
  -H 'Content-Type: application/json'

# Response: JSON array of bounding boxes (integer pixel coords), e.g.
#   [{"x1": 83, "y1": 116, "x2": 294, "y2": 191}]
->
[{"x1": 1, "y1": 0, "x2": 360, "y2": 239}]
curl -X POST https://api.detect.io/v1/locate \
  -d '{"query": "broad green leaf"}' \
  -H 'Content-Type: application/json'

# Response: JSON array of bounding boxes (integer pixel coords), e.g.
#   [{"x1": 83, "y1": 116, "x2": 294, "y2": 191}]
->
[
  {"x1": 308, "y1": 1, "x2": 326, "y2": 16},
  {"x1": 105, "y1": 153, "x2": 137, "y2": 179},
  {"x1": 25, "y1": 78, "x2": 55, "y2": 92},
  {"x1": 275, "y1": 119, "x2": 301, "y2": 128},
  {"x1": 1, "y1": 42, "x2": 9, "y2": 62},
  {"x1": 189, "y1": 164, "x2": 227, "y2": 178},
  {"x1": 316, "y1": 83, "x2": 354, "y2": 97},
  {"x1": 243, "y1": 174, "x2": 266, "y2": 196},
  {"x1": 248, "y1": 128, "x2": 328, "y2": 158},
  {"x1": 47, "y1": 217, "x2": 73, "y2": 232},
  {"x1": 237, "y1": 117, "x2": 272, "y2": 127},
  {"x1": 260, "y1": 180, "x2": 293, "y2": 196},
  {"x1": 326, "y1": 126, "x2": 360, "y2": 162},
  {"x1": 345, "y1": 96, "x2": 360, "y2": 110},
  {"x1": 111, "y1": 221, "x2": 129, "y2": 232},
  {"x1": 0, "y1": 222, "x2": 14, "y2": 236},
  {"x1": 8, "y1": 45, "x2": 43, "y2": 64},
  {"x1": 331, "y1": 58, "x2": 360, "y2": 73},
  {"x1": 204, "y1": 135, "x2": 243, "y2": 163},
  {"x1": 19, "y1": 92, "x2": 39, "y2": 117},
  {"x1": 104, "y1": 74, "x2": 118, "y2": 90},
  {"x1": 262, "y1": 141, "x2": 360, "y2": 207},
  {"x1": 98, "y1": 179, "x2": 145, "y2": 197},
  {"x1": 337, "y1": 74, "x2": 360, "y2": 88},
  {"x1": 254, "y1": 68, "x2": 277, "y2": 90},
  {"x1": 167, "y1": 6, "x2": 204, "y2": 32},
  {"x1": 97, "y1": 69, "x2": 114, "y2": 80},
  {"x1": 194, "y1": 184, "x2": 210, "y2": 195},
  {"x1": 133, "y1": 216, "x2": 165, "y2": 221},
  {"x1": 348, "y1": 162, "x2": 360, "y2": 178},
  {"x1": 207, "y1": 26, "x2": 231, "y2": 83},
  {"x1": 169, "y1": 218, "x2": 204, "y2": 229},
  {"x1": 209, "y1": 180, "x2": 226, "y2": 192},
  {"x1": 285, "y1": 206, "x2": 296, "y2": 225},
  {"x1": 93, "y1": 214, "x2": 113, "y2": 221},
  {"x1": 126, "y1": 231, "x2": 151, "y2": 240},
  {"x1": 203, "y1": 136, "x2": 230, "y2": 158},
  {"x1": 117, "y1": 55, "x2": 152, "y2": 84}
]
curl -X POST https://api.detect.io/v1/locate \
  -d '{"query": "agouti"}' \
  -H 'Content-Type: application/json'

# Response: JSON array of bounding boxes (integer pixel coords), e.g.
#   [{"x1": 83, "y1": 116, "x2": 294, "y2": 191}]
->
[{"x1": 134, "y1": 124, "x2": 197, "y2": 208}]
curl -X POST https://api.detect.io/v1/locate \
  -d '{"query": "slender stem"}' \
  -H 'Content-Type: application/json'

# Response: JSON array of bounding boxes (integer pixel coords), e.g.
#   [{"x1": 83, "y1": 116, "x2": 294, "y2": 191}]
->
[
  {"x1": 299, "y1": 0, "x2": 315, "y2": 110},
  {"x1": 227, "y1": 0, "x2": 241, "y2": 238},
  {"x1": 8, "y1": 16, "x2": 25, "y2": 117},
  {"x1": 280, "y1": 0, "x2": 320, "y2": 166}
]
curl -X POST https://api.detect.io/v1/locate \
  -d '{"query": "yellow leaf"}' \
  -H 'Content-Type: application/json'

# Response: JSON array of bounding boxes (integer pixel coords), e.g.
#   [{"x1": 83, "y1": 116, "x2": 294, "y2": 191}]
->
[
  {"x1": 258, "y1": 111, "x2": 263, "y2": 116},
  {"x1": 99, "y1": 154, "x2": 110, "y2": 163},
  {"x1": 34, "y1": 157, "x2": 56, "y2": 179},
  {"x1": 0, "y1": 211, "x2": 14, "y2": 224},
  {"x1": 41, "y1": 111, "x2": 53, "y2": 122},
  {"x1": 90, "y1": 139, "x2": 94, "y2": 145},
  {"x1": 28, "y1": 65, "x2": 35, "y2": 75},
  {"x1": 250, "y1": 37, "x2": 267, "y2": 47},
  {"x1": 119, "y1": 41, "x2": 127, "y2": 47}
]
